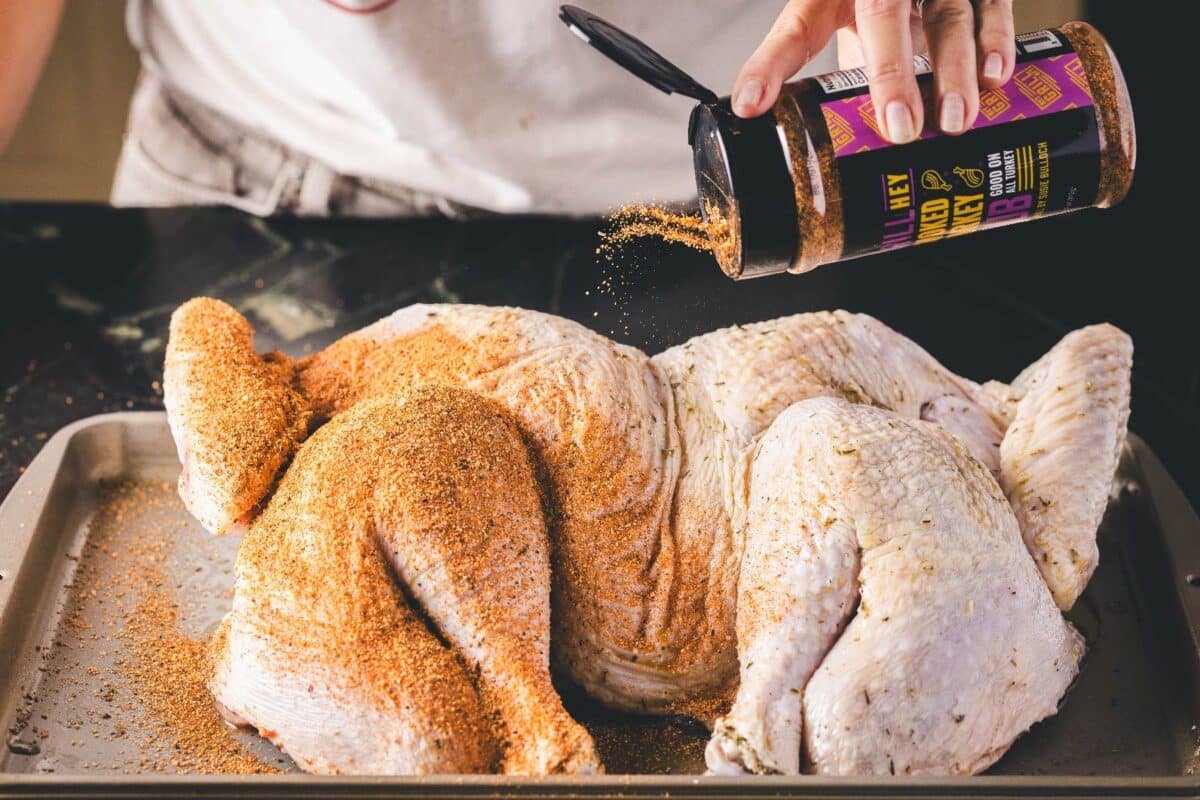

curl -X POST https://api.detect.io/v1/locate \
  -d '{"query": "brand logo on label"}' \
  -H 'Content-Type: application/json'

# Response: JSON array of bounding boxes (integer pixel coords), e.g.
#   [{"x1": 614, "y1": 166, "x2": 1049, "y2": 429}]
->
[
  {"x1": 1013, "y1": 65, "x2": 1063, "y2": 109},
  {"x1": 978, "y1": 87, "x2": 1012, "y2": 121},
  {"x1": 1063, "y1": 57, "x2": 1091, "y2": 95},
  {"x1": 857, "y1": 99, "x2": 883, "y2": 138},
  {"x1": 822, "y1": 108, "x2": 856, "y2": 152}
]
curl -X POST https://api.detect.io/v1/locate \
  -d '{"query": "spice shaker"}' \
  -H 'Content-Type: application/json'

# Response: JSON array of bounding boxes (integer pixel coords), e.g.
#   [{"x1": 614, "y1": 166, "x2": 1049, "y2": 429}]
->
[{"x1": 560, "y1": 6, "x2": 1135, "y2": 280}]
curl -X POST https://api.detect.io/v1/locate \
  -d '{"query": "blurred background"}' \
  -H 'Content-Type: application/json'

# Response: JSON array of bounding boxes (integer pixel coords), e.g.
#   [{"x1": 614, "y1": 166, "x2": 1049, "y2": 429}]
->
[{"x1": 0, "y1": 1, "x2": 1086, "y2": 202}]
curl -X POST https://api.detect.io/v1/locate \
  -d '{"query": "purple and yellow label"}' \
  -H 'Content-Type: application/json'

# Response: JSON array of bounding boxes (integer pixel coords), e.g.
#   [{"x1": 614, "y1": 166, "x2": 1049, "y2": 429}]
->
[
  {"x1": 821, "y1": 55, "x2": 1095, "y2": 157},
  {"x1": 815, "y1": 30, "x2": 1104, "y2": 261}
]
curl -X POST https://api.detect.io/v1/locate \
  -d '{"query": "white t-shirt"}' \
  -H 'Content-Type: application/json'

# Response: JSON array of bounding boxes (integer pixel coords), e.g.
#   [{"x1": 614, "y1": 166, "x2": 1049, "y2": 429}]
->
[{"x1": 127, "y1": 1, "x2": 835, "y2": 215}]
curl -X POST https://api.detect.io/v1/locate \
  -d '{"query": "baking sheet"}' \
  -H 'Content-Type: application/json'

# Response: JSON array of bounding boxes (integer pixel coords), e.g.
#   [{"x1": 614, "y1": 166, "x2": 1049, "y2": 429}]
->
[{"x1": 0, "y1": 413, "x2": 1198, "y2": 797}]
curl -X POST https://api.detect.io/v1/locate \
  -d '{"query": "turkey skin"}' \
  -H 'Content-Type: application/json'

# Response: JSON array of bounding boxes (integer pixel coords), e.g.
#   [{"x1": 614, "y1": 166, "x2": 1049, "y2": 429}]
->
[{"x1": 163, "y1": 299, "x2": 1131, "y2": 776}]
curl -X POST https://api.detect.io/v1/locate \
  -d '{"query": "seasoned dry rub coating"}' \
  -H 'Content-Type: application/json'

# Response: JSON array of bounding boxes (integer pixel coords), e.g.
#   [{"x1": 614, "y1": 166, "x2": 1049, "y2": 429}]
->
[
  {"x1": 164, "y1": 299, "x2": 310, "y2": 535},
  {"x1": 293, "y1": 304, "x2": 684, "y2": 713},
  {"x1": 212, "y1": 386, "x2": 598, "y2": 774},
  {"x1": 164, "y1": 298, "x2": 1132, "y2": 776}
]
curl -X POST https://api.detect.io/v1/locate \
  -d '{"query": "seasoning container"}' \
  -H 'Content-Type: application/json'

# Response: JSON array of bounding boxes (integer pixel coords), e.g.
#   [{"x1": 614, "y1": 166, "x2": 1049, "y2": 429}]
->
[{"x1": 560, "y1": 6, "x2": 1135, "y2": 280}]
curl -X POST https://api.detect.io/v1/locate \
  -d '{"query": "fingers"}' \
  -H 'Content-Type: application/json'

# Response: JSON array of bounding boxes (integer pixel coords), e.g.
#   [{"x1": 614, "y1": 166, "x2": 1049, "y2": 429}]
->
[
  {"x1": 835, "y1": 27, "x2": 866, "y2": 69},
  {"x1": 855, "y1": 0, "x2": 922, "y2": 143},
  {"x1": 732, "y1": 0, "x2": 842, "y2": 118},
  {"x1": 836, "y1": 16, "x2": 922, "y2": 69},
  {"x1": 739, "y1": 0, "x2": 1015, "y2": 134},
  {"x1": 975, "y1": 0, "x2": 1015, "y2": 88},
  {"x1": 922, "y1": 0, "x2": 978, "y2": 134}
]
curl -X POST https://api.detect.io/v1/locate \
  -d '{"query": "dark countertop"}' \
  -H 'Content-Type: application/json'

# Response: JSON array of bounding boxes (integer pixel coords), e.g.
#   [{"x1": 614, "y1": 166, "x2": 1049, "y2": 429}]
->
[{"x1": 0, "y1": 190, "x2": 1195, "y2": 509}]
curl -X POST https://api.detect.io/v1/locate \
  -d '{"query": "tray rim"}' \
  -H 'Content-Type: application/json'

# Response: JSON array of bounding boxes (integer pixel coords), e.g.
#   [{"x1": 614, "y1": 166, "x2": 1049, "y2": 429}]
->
[
  {"x1": 1, "y1": 412, "x2": 1198, "y2": 797},
  {"x1": 0, "y1": 412, "x2": 169, "y2": 625},
  {"x1": 0, "y1": 772, "x2": 1198, "y2": 797}
]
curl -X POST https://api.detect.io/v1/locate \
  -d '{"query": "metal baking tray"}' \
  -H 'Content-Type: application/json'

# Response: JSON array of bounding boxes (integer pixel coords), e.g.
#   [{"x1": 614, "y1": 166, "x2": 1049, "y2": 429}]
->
[{"x1": 1, "y1": 412, "x2": 1198, "y2": 798}]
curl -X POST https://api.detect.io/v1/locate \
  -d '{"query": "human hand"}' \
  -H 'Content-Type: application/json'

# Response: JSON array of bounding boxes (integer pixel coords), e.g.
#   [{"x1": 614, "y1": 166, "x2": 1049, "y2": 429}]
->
[{"x1": 732, "y1": 0, "x2": 1015, "y2": 142}]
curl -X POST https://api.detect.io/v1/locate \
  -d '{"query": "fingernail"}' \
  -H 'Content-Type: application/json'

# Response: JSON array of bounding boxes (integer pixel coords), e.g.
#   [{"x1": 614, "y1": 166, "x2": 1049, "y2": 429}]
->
[
  {"x1": 940, "y1": 92, "x2": 965, "y2": 133},
  {"x1": 884, "y1": 101, "x2": 916, "y2": 143},
  {"x1": 983, "y1": 51, "x2": 1003, "y2": 81},
  {"x1": 734, "y1": 80, "x2": 763, "y2": 114}
]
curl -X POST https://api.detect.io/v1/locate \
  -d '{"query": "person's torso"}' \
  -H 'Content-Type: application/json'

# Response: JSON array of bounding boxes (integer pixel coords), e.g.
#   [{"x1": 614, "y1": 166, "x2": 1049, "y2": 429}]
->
[{"x1": 128, "y1": 0, "x2": 835, "y2": 214}]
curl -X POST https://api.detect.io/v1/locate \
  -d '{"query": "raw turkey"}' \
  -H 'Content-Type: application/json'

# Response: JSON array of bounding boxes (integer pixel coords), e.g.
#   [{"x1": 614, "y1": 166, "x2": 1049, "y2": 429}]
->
[{"x1": 163, "y1": 299, "x2": 1132, "y2": 776}]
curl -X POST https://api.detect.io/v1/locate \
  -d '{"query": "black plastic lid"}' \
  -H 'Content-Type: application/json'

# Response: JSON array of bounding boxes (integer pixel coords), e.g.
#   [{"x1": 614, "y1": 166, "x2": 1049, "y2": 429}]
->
[
  {"x1": 559, "y1": 5, "x2": 797, "y2": 279},
  {"x1": 559, "y1": 5, "x2": 718, "y2": 103}
]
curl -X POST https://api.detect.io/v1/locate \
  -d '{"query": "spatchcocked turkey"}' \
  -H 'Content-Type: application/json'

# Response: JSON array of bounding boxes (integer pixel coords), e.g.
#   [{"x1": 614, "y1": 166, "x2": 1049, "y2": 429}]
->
[{"x1": 163, "y1": 299, "x2": 1131, "y2": 776}]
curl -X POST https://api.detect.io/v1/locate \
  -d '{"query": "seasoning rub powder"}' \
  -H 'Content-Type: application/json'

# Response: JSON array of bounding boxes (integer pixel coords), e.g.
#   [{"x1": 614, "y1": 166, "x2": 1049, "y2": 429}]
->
[
  {"x1": 14, "y1": 480, "x2": 281, "y2": 775},
  {"x1": 598, "y1": 202, "x2": 736, "y2": 265}
]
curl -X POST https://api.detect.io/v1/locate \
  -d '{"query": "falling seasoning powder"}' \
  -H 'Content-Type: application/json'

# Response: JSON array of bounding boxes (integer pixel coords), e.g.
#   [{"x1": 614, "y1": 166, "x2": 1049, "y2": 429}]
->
[{"x1": 598, "y1": 202, "x2": 736, "y2": 265}]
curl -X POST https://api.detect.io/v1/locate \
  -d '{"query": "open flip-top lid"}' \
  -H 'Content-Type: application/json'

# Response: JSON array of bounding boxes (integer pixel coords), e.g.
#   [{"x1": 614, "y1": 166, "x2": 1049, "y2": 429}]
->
[
  {"x1": 558, "y1": 5, "x2": 718, "y2": 104},
  {"x1": 559, "y1": 5, "x2": 798, "y2": 279}
]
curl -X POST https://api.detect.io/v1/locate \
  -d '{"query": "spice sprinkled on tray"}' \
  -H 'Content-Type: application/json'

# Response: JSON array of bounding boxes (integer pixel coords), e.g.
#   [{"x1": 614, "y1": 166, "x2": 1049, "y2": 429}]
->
[{"x1": 15, "y1": 480, "x2": 282, "y2": 774}]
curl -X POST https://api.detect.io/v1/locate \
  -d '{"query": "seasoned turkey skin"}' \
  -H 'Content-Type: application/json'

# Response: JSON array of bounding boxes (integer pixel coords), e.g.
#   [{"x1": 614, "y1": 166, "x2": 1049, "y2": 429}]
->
[
  {"x1": 163, "y1": 299, "x2": 310, "y2": 535},
  {"x1": 163, "y1": 298, "x2": 1132, "y2": 776},
  {"x1": 211, "y1": 386, "x2": 599, "y2": 775},
  {"x1": 986, "y1": 325, "x2": 1133, "y2": 609},
  {"x1": 707, "y1": 400, "x2": 1082, "y2": 775}
]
